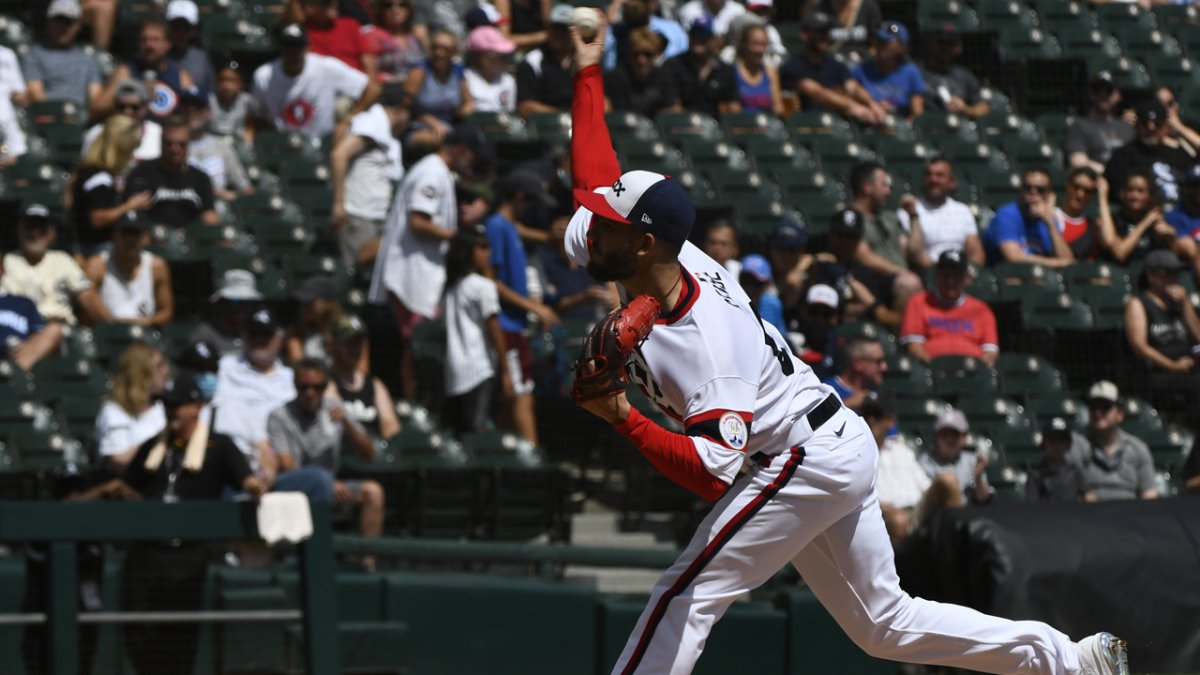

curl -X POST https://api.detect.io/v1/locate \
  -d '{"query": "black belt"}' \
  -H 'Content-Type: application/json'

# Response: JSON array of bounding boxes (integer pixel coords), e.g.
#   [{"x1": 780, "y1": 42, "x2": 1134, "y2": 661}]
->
[{"x1": 753, "y1": 394, "x2": 842, "y2": 467}]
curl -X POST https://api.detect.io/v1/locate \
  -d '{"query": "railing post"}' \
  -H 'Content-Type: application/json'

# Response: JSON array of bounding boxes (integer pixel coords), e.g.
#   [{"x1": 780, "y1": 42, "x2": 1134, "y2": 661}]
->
[
  {"x1": 299, "y1": 503, "x2": 339, "y2": 674},
  {"x1": 46, "y1": 541, "x2": 78, "y2": 675}
]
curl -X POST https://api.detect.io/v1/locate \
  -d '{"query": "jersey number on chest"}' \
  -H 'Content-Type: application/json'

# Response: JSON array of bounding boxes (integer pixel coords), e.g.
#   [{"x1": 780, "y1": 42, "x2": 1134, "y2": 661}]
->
[{"x1": 628, "y1": 354, "x2": 680, "y2": 420}]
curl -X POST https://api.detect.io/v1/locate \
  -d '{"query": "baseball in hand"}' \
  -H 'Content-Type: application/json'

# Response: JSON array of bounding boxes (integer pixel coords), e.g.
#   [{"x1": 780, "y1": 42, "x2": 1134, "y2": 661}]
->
[{"x1": 572, "y1": 7, "x2": 602, "y2": 42}]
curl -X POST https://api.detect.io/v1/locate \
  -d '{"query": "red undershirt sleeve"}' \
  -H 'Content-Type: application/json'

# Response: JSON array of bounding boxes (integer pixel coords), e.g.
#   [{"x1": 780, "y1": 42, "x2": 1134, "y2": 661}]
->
[
  {"x1": 571, "y1": 64, "x2": 622, "y2": 198},
  {"x1": 613, "y1": 408, "x2": 731, "y2": 501}
]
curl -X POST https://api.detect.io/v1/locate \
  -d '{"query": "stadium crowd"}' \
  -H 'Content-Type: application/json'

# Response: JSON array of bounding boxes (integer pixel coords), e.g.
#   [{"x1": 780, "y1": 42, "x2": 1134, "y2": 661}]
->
[{"x1": 0, "y1": 0, "x2": 1197, "y2": 562}]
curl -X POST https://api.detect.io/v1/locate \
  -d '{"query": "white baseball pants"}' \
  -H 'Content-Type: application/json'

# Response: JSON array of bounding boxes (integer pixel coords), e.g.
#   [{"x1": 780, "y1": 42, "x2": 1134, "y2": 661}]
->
[{"x1": 612, "y1": 406, "x2": 1082, "y2": 675}]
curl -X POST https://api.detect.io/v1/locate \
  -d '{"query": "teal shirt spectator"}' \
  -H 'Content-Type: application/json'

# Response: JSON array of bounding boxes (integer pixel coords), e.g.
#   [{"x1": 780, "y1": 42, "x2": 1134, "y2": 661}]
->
[
  {"x1": 984, "y1": 201, "x2": 1055, "y2": 265},
  {"x1": 852, "y1": 60, "x2": 926, "y2": 117}
]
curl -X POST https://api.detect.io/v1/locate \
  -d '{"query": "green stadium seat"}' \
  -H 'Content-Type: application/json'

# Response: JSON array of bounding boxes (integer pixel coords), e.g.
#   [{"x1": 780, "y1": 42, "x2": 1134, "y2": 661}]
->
[
  {"x1": 412, "y1": 466, "x2": 485, "y2": 538},
  {"x1": 882, "y1": 355, "x2": 934, "y2": 398},
  {"x1": 742, "y1": 138, "x2": 818, "y2": 179},
  {"x1": 930, "y1": 355, "x2": 1001, "y2": 398},
  {"x1": 720, "y1": 111, "x2": 789, "y2": 141},
  {"x1": 672, "y1": 170, "x2": 719, "y2": 208},
  {"x1": 485, "y1": 465, "x2": 570, "y2": 541},
  {"x1": 276, "y1": 160, "x2": 330, "y2": 190},
  {"x1": 805, "y1": 136, "x2": 878, "y2": 180},
  {"x1": 252, "y1": 130, "x2": 322, "y2": 166},
  {"x1": 0, "y1": 398, "x2": 53, "y2": 435},
  {"x1": 868, "y1": 137, "x2": 932, "y2": 175},
  {"x1": 409, "y1": 317, "x2": 446, "y2": 362},
  {"x1": 915, "y1": 112, "x2": 979, "y2": 144},
  {"x1": 677, "y1": 138, "x2": 752, "y2": 172},
  {"x1": 1089, "y1": 53, "x2": 1153, "y2": 89},
  {"x1": 1034, "y1": 0, "x2": 1096, "y2": 29},
  {"x1": 1144, "y1": 54, "x2": 1200, "y2": 91},
  {"x1": 1026, "y1": 394, "x2": 1087, "y2": 427},
  {"x1": 605, "y1": 111, "x2": 659, "y2": 143},
  {"x1": 252, "y1": 261, "x2": 292, "y2": 301},
  {"x1": 1113, "y1": 26, "x2": 1183, "y2": 61},
  {"x1": 0, "y1": 360, "x2": 34, "y2": 398},
  {"x1": 1023, "y1": 292, "x2": 1095, "y2": 331},
  {"x1": 1093, "y1": 2, "x2": 1157, "y2": 31},
  {"x1": 1074, "y1": 284, "x2": 1130, "y2": 330},
  {"x1": 9, "y1": 429, "x2": 84, "y2": 470},
  {"x1": 990, "y1": 426, "x2": 1043, "y2": 467},
  {"x1": 1001, "y1": 137, "x2": 1064, "y2": 168},
  {"x1": 977, "y1": 0, "x2": 1040, "y2": 29},
  {"x1": 996, "y1": 353, "x2": 1066, "y2": 399},
  {"x1": 31, "y1": 356, "x2": 109, "y2": 396},
  {"x1": 993, "y1": 262, "x2": 1065, "y2": 293},
  {"x1": 894, "y1": 397, "x2": 952, "y2": 436},
  {"x1": 56, "y1": 394, "x2": 103, "y2": 443},
  {"x1": 733, "y1": 200, "x2": 789, "y2": 238},
  {"x1": 956, "y1": 395, "x2": 1033, "y2": 434},
  {"x1": 978, "y1": 87, "x2": 1013, "y2": 116},
  {"x1": 1035, "y1": 113, "x2": 1074, "y2": 147},
  {"x1": 1054, "y1": 25, "x2": 1120, "y2": 59},
  {"x1": 655, "y1": 110, "x2": 724, "y2": 141},
  {"x1": 27, "y1": 100, "x2": 84, "y2": 126},
  {"x1": 998, "y1": 27, "x2": 1061, "y2": 60},
  {"x1": 706, "y1": 167, "x2": 779, "y2": 201},
  {"x1": 526, "y1": 111, "x2": 572, "y2": 145},
  {"x1": 617, "y1": 140, "x2": 690, "y2": 175},
  {"x1": 254, "y1": 219, "x2": 315, "y2": 256},
  {"x1": 0, "y1": 15, "x2": 31, "y2": 49},
  {"x1": 785, "y1": 110, "x2": 856, "y2": 141},
  {"x1": 918, "y1": 0, "x2": 980, "y2": 31}
]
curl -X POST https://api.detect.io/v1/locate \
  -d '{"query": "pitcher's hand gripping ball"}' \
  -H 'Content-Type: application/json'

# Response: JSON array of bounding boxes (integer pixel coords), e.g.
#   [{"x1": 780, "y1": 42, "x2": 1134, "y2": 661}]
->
[{"x1": 571, "y1": 294, "x2": 660, "y2": 404}]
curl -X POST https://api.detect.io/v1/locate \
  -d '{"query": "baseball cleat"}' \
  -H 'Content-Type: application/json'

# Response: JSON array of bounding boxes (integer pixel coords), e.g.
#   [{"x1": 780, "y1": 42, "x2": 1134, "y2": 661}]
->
[{"x1": 1076, "y1": 632, "x2": 1129, "y2": 675}]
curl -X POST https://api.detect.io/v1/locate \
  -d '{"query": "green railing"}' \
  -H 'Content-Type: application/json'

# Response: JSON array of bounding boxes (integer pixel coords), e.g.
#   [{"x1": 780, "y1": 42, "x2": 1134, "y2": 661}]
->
[{"x1": 0, "y1": 501, "x2": 339, "y2": 675}]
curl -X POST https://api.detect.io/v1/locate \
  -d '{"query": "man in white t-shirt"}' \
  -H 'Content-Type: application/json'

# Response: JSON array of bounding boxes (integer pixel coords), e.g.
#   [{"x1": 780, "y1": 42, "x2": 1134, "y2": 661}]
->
[
  {"x1": 211, "y1": 308, "x2": 333, "y2": 501},
  {"x1": 896, "y1": 157, "x2": 984, "y2": 269},
  {"x1": 249, "y1": 23, "x2": 380, "y2": 141},
  {"x1": 369, "y1": 124, "x2": 487, "y2": 400},
  {"x1": 330, "y1": 84, "x2": 409, "y2": 269}
]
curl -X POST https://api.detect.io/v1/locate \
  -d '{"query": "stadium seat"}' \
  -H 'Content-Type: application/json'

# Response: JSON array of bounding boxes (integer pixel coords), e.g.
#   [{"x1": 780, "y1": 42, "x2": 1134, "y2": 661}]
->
[
  {"x1": 1114, "y1": 26, "x2": 1183, "y2": 62},
  {"x1": 0, "y1": 398, "x2": 53, "y2": 435},
  {"x1": 254, "y1": 219, "x2": 315, "y2": 256},
  {"x1": 1000, "y1": 137, "x2": 1064, "y2": 169},
  {"x1": 882, "y1": 355, "x2": 935, "y2": 398},
  {"x1": 893, "y1": 397, "x2": 952, "y2": 437},
  {"x1": 1054, "y1": 25, "x2": 1120, "y2": 59},
  {"x1": 978, "y1": 87, "x2": 1013, "y2": 116},
  {"x1": 733, "y1": 200, "x2": 789, "y2": 238},
  {"x1": 1034, "y1": 0, "x2": 1096, "y2": 30},
  {"x1": 993, "y1": 262, "x2": 1065, "y2": 293},
  {"x1": 677, "y1": 138, "x2": 752, "y2": 172},
  {"x1": 917, "y1": 0, "x2": 980, "y2": 31},
  {"x1": 411, "y1": 466, "x2": 485, "y2": 539},
  {"x1": 1074, "y1": 284, "x2": 1130, "y2": 330},
  {"x1": 1023, "y1": 292, "x2": 1095, "y2": 331},
  {"x1": 720, "y1": 111, "x2": 789, "y2": 142},
  {"x1": 914, "y1": 112, "x2": 978, "y2": 144},
  {"x1": 805, "y1": 136, "x2": 878, "y2": 180},
  {"x1": 617, "y1": 140, "x2": 690, "y2": 175},
  {"x1": 484, "y1": 465, "x2": 570, "y2": 541},
  {"x1": 9, "y1": 429, "x2": 84, "y2": 470},
  {"x1": 706, "y1": 167, "x2": 779, "y2": 201},
  {"x1": 997, "y1": 27, "x2": 1061, "y2": 60},
  {"x1": 996, "y1": 353, "x2": 1066, "y2": 400},
  {"x1": 741, "y1": 138, "x2": 818, "y2": 179},
  {"x1": 56, "y1": 394, "x2": 103, "y2": 445},
  {"x1": 930, "y1": 355, "x2": 1001, "y2": 398},
  {"x1": 1026, "y1": 394, "x2": 1088, "y2": 427},
  {"x1": 32, "y1": 357, "x2": 110, "y2": 401},
  {"x1": 655, "y1": 111, "x2": 724, "y2": 141},
  {"x1": 785, "y1": 110, "x2": 856, "y2": 141},
  {"x1": 977, "y1": 0, "x2": 1040, "y2": 30},
  {"x1": 1093, "y1": 2, "x2": 1157, "y2": 31},
  {"x1": 604, "y1": 111, "x2": 659, "y2": 143},
  {"x1": 1035, "y1": 113, "x2": 1074, "y2": 147},
  {"x1": 989, "y1": 426, "x2": 1042, "y2": 468},
  {"x1": 27, "y1": 100, "x2": 84, "y2": 126},
  {"x1": 868, "y1": 137, "x2": 932, "y2": 176},
  {"x1": 1090, "y1": 53, "x2": 1153, "y2": 89},
  {"x1": 0, "y1": 15, "x2": 30, "y2": 49},
  {"x1": 956, "y1": 395, "x2": 1034, "y2": 435},
  {"x1": 526, "y1": 111, "x2": 572, "y2": 145},
  {"x1": 1144, "y1": 54, "x2": 1200, "y2": 91},
  {"x1": 0, "y1": 360, "x2": 34, "y2": 398}
]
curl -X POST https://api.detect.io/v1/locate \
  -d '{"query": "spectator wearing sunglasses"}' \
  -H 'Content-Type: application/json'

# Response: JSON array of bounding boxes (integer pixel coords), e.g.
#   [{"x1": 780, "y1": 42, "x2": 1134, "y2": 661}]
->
[
  {"x1": 1105, "y1": 99, "x2": 1192, "y2": 206},
  {"x1": 1068, "y1": 381, "x2": 1158, "y2": 502},
  {"x1": 604, "y1": 27, "x2": 681, "y2": 119},
  {"x1": 23, "y1": 0, "x2": 104, "y2": 113},
  {"x1": 983, "y1": 167, "x2": 1074, "y2": 267},
  {"x1": 823, "y1": 335, "x2": 886, "y2": 411},
  {"x1": 122, "y1": 117, "x2": 218, "y2": 228},
  {"x1": 81, "y1": 80, "x2": 163, "y2": 163},
  {"x1": 1051, "y1": 166, "x2": 1108, "y2": 261}
]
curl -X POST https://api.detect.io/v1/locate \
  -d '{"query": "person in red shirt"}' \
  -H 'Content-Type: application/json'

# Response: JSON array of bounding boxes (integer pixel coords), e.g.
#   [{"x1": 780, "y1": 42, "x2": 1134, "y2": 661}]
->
[
  {"x1": 297, "y1": 0, "x2": 378, "y2": 76},
  {"x1": 1053, "y1": 166, "x2": 1108, "y2": 261},
  {"x1": 900, "y1": 249, "x2": 998, "y2": 365}
]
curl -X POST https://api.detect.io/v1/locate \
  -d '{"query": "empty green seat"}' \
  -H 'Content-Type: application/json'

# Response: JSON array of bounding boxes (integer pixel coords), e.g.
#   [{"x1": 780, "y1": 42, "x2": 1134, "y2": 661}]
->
[
  {"x1": 786, "y1": 110, "x2": 855, "y2": 141},
  {"x1": 605, "y1": 111, "x2": 659, "y2": 142},
  {"x1": 955, "y1": 395, "x2": 1033, "y2": 434},
  {"x1": 677, "y1": 138, "x2": 751, "y2": 172},
  {"x1": 882, "y1": 355, "x2": 934, "y2": 398},
  {"x1": 720, "y1": 111, "x2": 789, "y2": 141},
  {"x1": 996, "y1": 353, "x2": 1065, "y2": 399},
  {"x1": 656, "y1": 110, "x2": 723, "y2": 141},
  {"x1": 930, "y1": 355, "x2": 1001, "y2": 398},
  {"x1": 526, "y1": 111, "x2": 572, "y2": 145}
]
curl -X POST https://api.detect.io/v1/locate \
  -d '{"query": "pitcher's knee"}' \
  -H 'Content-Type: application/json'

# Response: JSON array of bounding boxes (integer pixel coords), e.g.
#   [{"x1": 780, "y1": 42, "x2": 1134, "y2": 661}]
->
[{"x1": 843, "y1": 596, "x2": 917, "y2": 658}]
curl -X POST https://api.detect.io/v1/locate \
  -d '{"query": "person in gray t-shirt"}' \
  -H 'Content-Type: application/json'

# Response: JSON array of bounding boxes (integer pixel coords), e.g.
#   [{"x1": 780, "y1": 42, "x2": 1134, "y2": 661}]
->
[
  {"x1": 1069, "y1": 381, "x2": 1158, "y2": 501},
  {"x1": 267, "y1": 358, "x2": 385, "y2": 542},
  {"x1": 22, "y1": 3, "x2": 102, "y2": 111},
  {"x1": 180, "y1": 86, "x2": 251, "y2": 200},
  {"x1": 1064, "y1": 72, "x2": 1134, "y2": 174}
]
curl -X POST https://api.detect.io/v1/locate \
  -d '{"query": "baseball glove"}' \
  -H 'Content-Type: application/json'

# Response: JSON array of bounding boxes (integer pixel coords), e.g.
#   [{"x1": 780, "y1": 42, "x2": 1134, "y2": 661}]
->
[{"x1": 571, "y1": 294, "x2": 660, "y2": 404}]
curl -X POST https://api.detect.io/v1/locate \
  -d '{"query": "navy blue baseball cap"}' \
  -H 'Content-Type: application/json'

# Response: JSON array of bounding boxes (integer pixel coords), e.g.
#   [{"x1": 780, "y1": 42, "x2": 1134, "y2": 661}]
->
[
  {"x1": 574, "y1": 170, "x2": 695, "y2": 246},
  {"x1": 769, "y1": 216, "x2": 808, "y2": 248},
  {"x1": 1183, "y1": 164, "x2": 1200, "y2": 185},
  {"x1": 875, "y1": 21, "x2": 909, "y2": 45},
  {"x1": 689, "y1": 17, "x2": 714, "y2": 40}
]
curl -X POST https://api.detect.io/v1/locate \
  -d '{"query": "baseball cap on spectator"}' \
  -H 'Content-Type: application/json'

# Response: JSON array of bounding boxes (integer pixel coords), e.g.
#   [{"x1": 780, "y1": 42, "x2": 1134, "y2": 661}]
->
[
  {"x1": 934, "y1": 408, "x2": 969, "y2": 434},
  {"x1": 689, "y1": 17, "x2": 715, "y2": 40},
  {"x1": 740, "y1": 254, "x2": 772, "y2": 283},
  {"x1": 246, "y1": 308, "x2": 280, "y2": 335},
  {"x1": 160, "y1": 372, "x2": 204, "y2": 408},
  {"x1": 278, "y1": 23, "x2": 308, "y2": 48},
  {"x1": 165, "y1": 0, "x2": 200, "y2": 25},
  {"x1": 1041, "y1": 415, "x2": 1073, "y2": 442},
  {"x1": 936, "y1": 249, "x2": 969, "y2": 271},
  {"x1": 114, "y1": 80, "x2": 149, "y2": 104},
  {"x1": 931, "y1": 23, "x2": 960, "y2": 42},
  {"x1": 48, "y1": 0, "x2": 81, "y2": 20},
  {"x1": 574, "y1": 170, "x2": 696, "y2": 246},
  {"x1": 1137, "y1": 99, "x2": 1167, "y2": 127},
  {"x1": 464, "y1": 3, "x2": 503, "y2": 30},
  {"x1": 830, "y1": 208, "x2": 865, "y2": 239},
  {"x1": 292, "y1": 275, "x2": 338, "y2": 304},
  {"x1": 859, "y1": 390, "x2": 895, "y2": 421},
  {"x1": 181, "y1": 85, "x2": 209, "y2": 108},
  {"x1": 113, "y1": 212, "x2": 148, "y2": 232},
  {"x1": 445, "y1": 123, "x2": 488, "y2": 155},
  {"x1": 801, "y1": 11, "x2": 835, "y2": 32},
  {"x1": 1090, "y1": 70, "x2": 1116, "y2": 91},
  {"x1": 1144, "y1": 248, "x2": 1184, "y2": 272},
  {"x1": 379, "y1": 82, "x2": 411, "y2": 107},
  {"x1": 467, "y1": 26, "x2": 516, "y2": 54},
  {"x1": 21, "y1": 203, "x2": 56, "y2": 224},
  {"x1": 1086, "y1": 380, "x2": 1120, "y2": 406},
  {"x1": 875, "y1": 21, "x2": 909, "y2": 45},
  {"x1": 332, "y1": 313, "x2": 368, "y2": 340},
  {"x1": 211, "y1": 269, "x2": 263, "y2": 302},
  {"x1": 549, "y1": 4, "x2": 574, "y2": 25},
  {"x1": 806, "y1": 284, "x2": 840, "y2": 310},
  {"x1": 178, "y1": 340, "x2": 220, "y2": 373},
  {"x1": 497, "y1": 170, "x2": 557, "y2": 207},
  {"x1": 770, "y1": 217, "x2": 808, "y2": 249},
  {"x1": 1183, "y1": 164, "x2": 1200, "y2": 185}
]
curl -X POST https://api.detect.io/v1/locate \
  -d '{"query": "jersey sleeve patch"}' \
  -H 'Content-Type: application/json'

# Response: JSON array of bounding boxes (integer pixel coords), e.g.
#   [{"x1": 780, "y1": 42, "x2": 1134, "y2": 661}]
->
[{"x1": 685, "y1": 410, "x2": 753, "y2": 451}]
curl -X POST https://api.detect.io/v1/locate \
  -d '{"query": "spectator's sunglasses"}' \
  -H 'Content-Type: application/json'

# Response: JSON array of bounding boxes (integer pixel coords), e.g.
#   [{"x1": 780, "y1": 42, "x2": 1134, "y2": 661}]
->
[
  {"x1": 1068, "y1": 181, "x2": 1096, "y2": 194},
  {"x1": 297, "y1": 381, "x2": 328, "y2": 391},
  {"x1": 1021, "y1": 183, "x2": 1051, "y2": 195},
  {"x1": 118, "y1": 101, "x2": 145, "y2": 113}
]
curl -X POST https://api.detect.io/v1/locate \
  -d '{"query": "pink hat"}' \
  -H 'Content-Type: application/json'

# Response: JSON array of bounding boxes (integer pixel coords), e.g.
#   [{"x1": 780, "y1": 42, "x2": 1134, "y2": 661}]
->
[{"x1": 467, "y1": 26, "x2": 516, "y2": 54}]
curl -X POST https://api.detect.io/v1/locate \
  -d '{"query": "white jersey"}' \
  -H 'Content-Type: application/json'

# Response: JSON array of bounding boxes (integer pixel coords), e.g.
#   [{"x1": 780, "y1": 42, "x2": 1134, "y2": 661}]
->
[
  {"x1": 250, "y1": 53, "x2": 369, "y2": 139},
  {"x1": 368, "y1": 152, "x2": 458, "y2": 316},
  {"x1": 896, "y1": 196, "x2": 978, "y2": 261},
  {"x1": 98, "y1": 250, "x2": 156, "y2": 321},
  {"x1": 344, "y1": 104, "x2": 403, "y2": 221},
  {"x1": 443, "y1": 272, "x2": 500, "y2": 396},
  {"x1": 565, "y1": 206, "x2": 835, "y2": 485},
  {"x1": 464, "y1": 68, "x2": 516, "y2": 113}
]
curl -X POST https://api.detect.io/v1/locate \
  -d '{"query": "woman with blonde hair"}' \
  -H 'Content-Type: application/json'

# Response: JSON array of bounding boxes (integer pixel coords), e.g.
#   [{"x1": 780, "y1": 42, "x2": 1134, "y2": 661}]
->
[
  {"x1": 70, "y1": 114, "x2": 153, "y2": 256},
  {"x1": 94, "y1": 342, "x2": 170, "y2": 468},
  {"x1": 733, "y1": 23, "x2": 784, "y2": 116}
]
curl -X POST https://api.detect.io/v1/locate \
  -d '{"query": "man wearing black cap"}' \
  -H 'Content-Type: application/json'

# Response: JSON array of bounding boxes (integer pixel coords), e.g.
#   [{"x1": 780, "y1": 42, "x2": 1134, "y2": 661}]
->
[
  {"x1": 920, "y1": 24, "x2": 988, "y2": 120},
  {"x1": 330, "y1": 83, "x2": 411, "y2": 269},
  {"x1": 779, "y1": 11, "x2": 886, "y2": 125},
  {"x1": 122, "y1": 116, "x2": 219, "y2": 227},
  {"x1": 1065, "y1": 71, "x2": 1132, "y2": 174},
  {"x1": 121, "y1": 373, "x2": 264, "y2": 674},
  {"x1": 900, "y1": 249, "x2": 998, "y2": 366},
  {"x1": 370, "y1": 122, "x2": 486, "y2": 400},
  {"x1": 1025, "y1": 416, "x2": 1087, "y2": 503},
  {"x1": 249, "y1": 23, "x2": 380, "y2": 140},
  {"x1": 84, "y1": 214, "x2": 174, "y2": 326},
  {"x1": 1124, "y1": 248, "x2": 1200, "y2": 420},
  {"x1": 1105, "y1": 98, "x2": 1192, "y2": 205},
  {"x1": 2, "y1": 204, "x2": 108, "y2": 328},
  {"x1": 663, "y1": 18, "x2": 740, "y2": 118},
  {"x1": 765, "y1": 217, "x2": 810, "y2": 312},
  {"x1": 182, "y1": 85, "x2": 253, "y2": 201}
]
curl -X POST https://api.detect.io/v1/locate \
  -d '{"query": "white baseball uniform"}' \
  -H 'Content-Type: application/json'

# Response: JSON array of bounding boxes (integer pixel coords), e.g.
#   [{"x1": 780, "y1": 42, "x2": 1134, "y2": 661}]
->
[{"x1": 567, "y1": 63, "x2": 1084, "y2": 675}]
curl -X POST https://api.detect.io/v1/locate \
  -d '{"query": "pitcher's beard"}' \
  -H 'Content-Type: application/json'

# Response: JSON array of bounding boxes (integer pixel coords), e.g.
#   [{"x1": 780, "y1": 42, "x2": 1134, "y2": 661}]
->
[{"x1": 586, "y1": 253, "x2": 636, "y2": 282}]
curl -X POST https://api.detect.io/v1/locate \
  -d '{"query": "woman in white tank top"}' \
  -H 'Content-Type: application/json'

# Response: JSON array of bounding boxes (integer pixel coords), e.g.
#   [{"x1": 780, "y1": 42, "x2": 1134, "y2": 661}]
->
[{"x1": 84, "y1": 219, "x2": 173, "y2": 325}]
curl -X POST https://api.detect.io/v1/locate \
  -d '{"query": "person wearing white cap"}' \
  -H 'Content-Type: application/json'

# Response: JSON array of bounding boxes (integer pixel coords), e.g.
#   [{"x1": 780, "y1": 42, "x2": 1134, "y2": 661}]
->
[
  {"x1": 677, "y1": 0, "x2": 745, "y2": 42},
  {"x1": 918, "y1": 407, "x2": 994, "y2": 506},
  {"x1": 795, "y1": 283, "x2": 840, "y2": 380},
  {"x1": 1068, "y1": 381, "x2": 1158, "y2": 502},
  {"x1": 187, "y1": 269, "x2": 265, "y2": 356},
  {"x1": 165, "y1": 0, "x2": 216, "y2": 94},
  {"x1": 22, "y1": 0, "x2": 104, "y2": 111}
]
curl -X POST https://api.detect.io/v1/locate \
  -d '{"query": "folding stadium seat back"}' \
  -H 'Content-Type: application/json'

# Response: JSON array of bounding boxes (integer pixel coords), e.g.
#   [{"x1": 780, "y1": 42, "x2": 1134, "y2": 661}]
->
[
  {"x1": 1144, "y1": 55, "x2": 1200, "y2": 91},
  {"x1": 989, "y1": 426, "x2": 1042, "y2": 465},
  {"x1": 734, "y1": 200, "x2": 788, "y2": 238},
  {"x1": 1034, "y1": 0, "x2": 1096, "y2": 29},
  {"x1": 0, "y1": 361, "x2": 34, "y2": 399},
  {"x1": 526, "y1": 111, "x2": 572, "y2": 145},
  {"x1": 618, "y1": 140, "x2": 690, "y2": 175},
  {"x1": 977, "y1": 0, "x2": 1040, "y2": 30},
  {"x1": 277, "y1": 161, "x2": 330, "y2": 189},
  {"x1": 1027, "y1": 395, "x2": 1088, "y2": 427},
  {"x1": 678, "y1": 138, "x2": 752, "y2": 172},
  {"x1": 785, "y1": 110, "x2": 855, "y2": 142},
  {"x1": 486, "y1": 466, "x2": 571, "y2": 541},
  {"x1": 994, "y1": 262, "x2": 1065, "y2": 292},
  {"x1": 805, "y1": 137, "x2": 877, "y2": 181},
  {"x1": 655, "y1": 111, "x2": 724, "y2": 141},
  {"x1": 0, "y1": 15, "x2": 31, "y2": 49},
  {"x1": 1024, "y1": 294, "x2": 1096, "y2": 331},
  {"x1": 1093, "y1": 2, "x2": 1157, "y2": 31},
  {"x1": 997, "y1": 353, "x2": 1065, "y2": 399},
  {"x1": 997, "y1": 27, "x2": 1061, "y2": 60},
  {"x1": 28, "y1": 100, "x2": 84, "y2": 127},
  {"x1": 1035, "y1": 113, "x2": 1074, "y2": 147},
  {"x1": 1114, "y1": 26, "x2": 1184, "y2": 61},
  {"x1": 1001, "y1": 137, "x2": 1063, "y2": 169},
  {"x1": 721, "y1": 111, "x2": 789, "y2": 142},
  {"x1": 868, "y1": 137, "x2": 932, "y2": 175},
  {"x1": 882, "y1": 355, "x2": 934, "y2": 398},
  {"x1": 918, "y1": 0, "x2": 979, "y2": 31},
  {"x1": 1091, "y1": 54, "x2": 1153, "y2": 89},
  {"x1": 57, "y1": 394, "x2": 104, "y2": 442},
  {"x1": 742, "y1": 138, "x2": 818, "y2": 178},
  {"x1": 893, "y1": 398, "x2": 952, "y2": 435},
  {"x1": 1074, "y1": 285, "x2": 1130, "y2": 330},
  {"x1": 930, "y1": 355, "x2": 1001, "y2": 398},
  {"x1": 956, "y1": 395, "x2": 1033, "y2": 434},
  {"x1": 978, "y1": 87, "x2": 1013, "y2": 116},
  {"x1": 1054, "y1": 25, "x2": 1117, "y2": 59},
  {"x1": 605, "y1": 111, "x2": 659, "y2": 143},
  {"x1": 412, "y1": 466, "x2": 485, "y2": 538},
  {"x1": 254, "y1": 219, "x2": 315, "y2": 256}
]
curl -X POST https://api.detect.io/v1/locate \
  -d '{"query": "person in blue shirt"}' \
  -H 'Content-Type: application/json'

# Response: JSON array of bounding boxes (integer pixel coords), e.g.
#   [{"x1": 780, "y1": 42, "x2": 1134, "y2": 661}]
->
[
  {"x1": 0, "y1": 285, "x2": 56, "y2": 372},
  {"x1": 602, "y1": 0, "x2": 688, "y2": 71},
  {"x1": 983, "y1": 167, "x2": 1075, "y2": 267},
  {"x1": 852, "y1": 21, "x2": 926, "y2": 120},
  {"x1": 1164, "y1": 164, "x2": 1200, "y2": 276},
  {"x1": 737, "y1": 254, "x2": 786, "y2": 336},
  {"x1": 485, "y1": 170, "x2": 561, "y2": 446}
]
